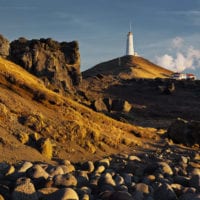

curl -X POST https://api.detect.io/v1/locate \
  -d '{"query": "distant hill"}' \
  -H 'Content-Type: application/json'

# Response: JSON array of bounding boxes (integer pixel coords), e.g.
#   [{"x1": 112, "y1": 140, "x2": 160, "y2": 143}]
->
[
  {"x1": 81, "y1": 55, "x2": 200, "y2": 128},
  {"x1": 83, "y1": 55, "x2": 173, "y2": 79}
]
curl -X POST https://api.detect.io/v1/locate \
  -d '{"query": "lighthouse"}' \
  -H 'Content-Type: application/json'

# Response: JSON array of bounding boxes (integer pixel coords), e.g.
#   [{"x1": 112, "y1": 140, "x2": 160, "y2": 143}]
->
[{"x1": 126, "y1": 26, "x2": 134, "y2": 56}]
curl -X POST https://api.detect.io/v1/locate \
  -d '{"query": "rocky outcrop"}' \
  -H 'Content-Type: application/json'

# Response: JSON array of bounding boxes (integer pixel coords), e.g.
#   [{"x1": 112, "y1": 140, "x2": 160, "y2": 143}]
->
[
  {"x1": 167, "y1": 118, "x2": 200, "y2": 146},
  {"x1": 10, "y1": 37, "x2": 81, "y2": 94},
  {"x1": 91, "y1": 98, "x2": 132, "y2": 113},
  {"x1": 0, "y1": 34, "x2": 9, "y2": 58}
]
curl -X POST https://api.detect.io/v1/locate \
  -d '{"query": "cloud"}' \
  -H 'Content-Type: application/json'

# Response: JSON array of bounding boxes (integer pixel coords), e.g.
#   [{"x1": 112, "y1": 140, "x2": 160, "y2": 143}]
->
[
  {"x1": 156, "y1": 37, "x2": 200, "y2": 72},
  {"x1": 172, "y1": 37, "x2": 184, "y2": 48}
]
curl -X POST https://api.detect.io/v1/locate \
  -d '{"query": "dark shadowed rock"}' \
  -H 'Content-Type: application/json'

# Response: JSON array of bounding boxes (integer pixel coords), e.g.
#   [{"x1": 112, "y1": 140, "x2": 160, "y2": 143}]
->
[
  {"x1": 46, "y1": 188, "x2": 79, "y2": 200},
  {"x1": 111, "y1": 99, "x2": 132, "y2": 112},
  {"x1": 109, "y1": 191, "x2": 133, "y2": 200},
  {"x1": 0, "y1": 34, "x2": 9, "y2": 58},
  {"x1": 167, "y1": 118, "x2": 200, "y2": 146},
  {"x1": 158, "y1": 82, "x2": 175, "y2": 95},
  {"x1": 10, "y1": 37, "x2": 81, "y2": 94},
  {"x1": 154, "y1": 183, "x2": 177, "y2": 200}
]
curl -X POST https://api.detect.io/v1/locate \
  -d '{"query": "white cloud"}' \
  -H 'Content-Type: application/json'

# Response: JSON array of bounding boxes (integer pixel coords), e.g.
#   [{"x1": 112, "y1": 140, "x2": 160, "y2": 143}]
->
[
  {"x1": 156, "y1": 54, "x2": 175, "y2": 69},
  {"x1": 172, "y1": 37, "x2": 184, "y2": 48},
  {"x1": 155, "y1": 37, "x2": 200, "y2": 72}
]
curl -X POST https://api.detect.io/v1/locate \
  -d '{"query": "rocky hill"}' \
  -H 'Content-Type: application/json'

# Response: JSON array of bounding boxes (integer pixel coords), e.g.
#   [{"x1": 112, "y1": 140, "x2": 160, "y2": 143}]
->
[
  {"x1": 0, "y1": 57, "x2": 162, "y2": 164},
  {"x1": 0, "y1": 34, "x2": 82, "y2": 95},
  {"x1": 83, "y1": 55, "x2": 173, "y2": 79},
  {"x1": 0, "y1": 46, "x2": 199, "y2": 200},
  {"x1": 81, "y1": 55, "x2": 200, "y2": 129}
]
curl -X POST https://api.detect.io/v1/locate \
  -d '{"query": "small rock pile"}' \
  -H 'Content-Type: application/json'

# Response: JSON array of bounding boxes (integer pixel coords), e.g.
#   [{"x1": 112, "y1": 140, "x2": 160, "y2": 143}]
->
[{"x1": 0, "y1": 150, "x2": 199, "y2": 200}]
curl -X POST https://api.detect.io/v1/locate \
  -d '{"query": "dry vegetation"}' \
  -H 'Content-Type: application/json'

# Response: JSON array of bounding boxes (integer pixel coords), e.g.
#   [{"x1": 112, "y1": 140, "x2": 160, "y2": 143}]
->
[
  {"x1": 83, "y1": 55, "x2": 173, "y2": 79},
  {"x1": 0, "y1": 58, "x2": 160, "y2": 163}
]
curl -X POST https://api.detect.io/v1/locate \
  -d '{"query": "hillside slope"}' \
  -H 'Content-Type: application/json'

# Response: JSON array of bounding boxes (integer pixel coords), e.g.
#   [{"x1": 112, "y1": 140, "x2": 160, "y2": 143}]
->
[
  {"x1": 0, "y1": 58, "x2": 159, "y2": 163},
  {"x1": 81, "y1": 55, "x2": 200, "y2": 128},
  {"x1": 83, "y1": 55, "x2": 173, "y2": 79}
]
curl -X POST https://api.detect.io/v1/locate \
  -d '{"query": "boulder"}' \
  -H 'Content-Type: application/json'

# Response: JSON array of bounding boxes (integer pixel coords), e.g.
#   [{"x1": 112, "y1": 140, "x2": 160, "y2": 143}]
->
[
  {"x1": 109, "y1": 191, "x2": 133, "y2": 200},
  {"x1": 154, "y1": 183, "x2": 177, "y2": 200},
  {"x1": 37, "y1": 138, "x2": 53, "y2": 160},
  {"x1": 134, "y1": 183, "x2": 150, "y2": 194},
  {"x1": 111, "y1": 99, "x2": 132, "y2": 112},
  {"x1": 12, "y1": 177, "x2": 38, "y2": 200},
  {"x1": 157, "y1": 162, "x2": 173, "y2": 176},
  {"x1": 46, "y1": 188, "x2": 79, "y2": 200},
  {"x1": 27, "y1": 164, "x2": 49, "y2": 180},
  {"x1": 53, "y1": 174, "x2": 77, "y2": 188},
  {"x1": 167, "y1": 118, "x2": 200, "y2": 146},
  {"x1": 10, "y1": 37, "x2": 81, "y2": 94},
  {"x1": 91, "y1": 99, "x2": 108, "y2": 112},
  {"x1": 0, "y1": 34, "x2": 9, "y2": 58},
  {"x1": 81, "y1": 161, "x2": 94, "y2": 173}
]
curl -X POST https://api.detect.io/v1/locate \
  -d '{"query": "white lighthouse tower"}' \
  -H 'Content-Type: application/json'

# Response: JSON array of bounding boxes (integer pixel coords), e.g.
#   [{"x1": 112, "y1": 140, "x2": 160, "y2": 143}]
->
[{"x1": 126, "y1": 24, "x2": 134, "y2": 56}]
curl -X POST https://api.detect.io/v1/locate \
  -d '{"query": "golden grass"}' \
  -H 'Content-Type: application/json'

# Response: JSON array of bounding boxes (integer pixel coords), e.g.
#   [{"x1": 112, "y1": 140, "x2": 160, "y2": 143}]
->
[
  {"x1": 83, "y1": 55, "x2": 173, "y2": 79},
  {"x1": 0, "y1": 57, "x2": 159, "y2": 158}
]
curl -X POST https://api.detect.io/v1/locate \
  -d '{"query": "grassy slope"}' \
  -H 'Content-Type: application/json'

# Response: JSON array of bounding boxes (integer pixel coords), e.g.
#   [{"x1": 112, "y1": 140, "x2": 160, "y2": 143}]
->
[
  {"x1": 83, "y1": 55, "x2": 173, "y2": 79},
  {"x1": 0, "y1": 58, "x2": 158, "y2": 163}
]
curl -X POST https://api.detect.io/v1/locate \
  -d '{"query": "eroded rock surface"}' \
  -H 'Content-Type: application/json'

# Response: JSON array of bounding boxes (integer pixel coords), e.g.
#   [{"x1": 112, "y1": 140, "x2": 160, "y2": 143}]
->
[{"x1": 10, "y1": 37, "x2": 81, "y2": 94}]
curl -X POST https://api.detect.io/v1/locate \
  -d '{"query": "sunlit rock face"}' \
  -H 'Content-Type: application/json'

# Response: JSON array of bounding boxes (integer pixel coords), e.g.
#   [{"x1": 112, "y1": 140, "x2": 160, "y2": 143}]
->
[
  {"x1": 0, "y1": 34, "x2": 10, "y2": 58},
  {"x1": 10, "y1": 37, "x2": 81, "y2": 94}
]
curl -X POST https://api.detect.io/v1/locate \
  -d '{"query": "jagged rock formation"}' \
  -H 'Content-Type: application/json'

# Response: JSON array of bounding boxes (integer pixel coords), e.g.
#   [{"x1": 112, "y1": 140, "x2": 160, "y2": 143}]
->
[
  {"x1": 0, "y1": 34, "x2": 10, "y2": 58},
  {"x1": 10, "y1": 37, "x2": 81, "y2": 94}
]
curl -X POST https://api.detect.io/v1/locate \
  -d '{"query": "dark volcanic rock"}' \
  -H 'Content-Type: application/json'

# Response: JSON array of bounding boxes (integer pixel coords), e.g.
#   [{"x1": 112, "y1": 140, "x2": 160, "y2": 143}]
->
[
  {"x1": 167, "y1": 118, "x2": 200, "y2": 146},
  {"x1": 10, "y1": 37, "x2": 81, "y2": 94},
  {"x1": 111, "y1": 99, "x2": 132, "y2": 112},
  {"x1": 0, "y1": 34, "x2": 10, "y2": 58},
  {"x1": 158, "y1": 82, "x2": 175, "y2": 95}
]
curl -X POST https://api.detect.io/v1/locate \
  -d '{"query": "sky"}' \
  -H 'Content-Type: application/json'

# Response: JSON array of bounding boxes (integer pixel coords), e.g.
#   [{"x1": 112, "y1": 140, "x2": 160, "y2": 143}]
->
[{"x1": 0, "y1": 0, "x2": 200, "y2": 77}]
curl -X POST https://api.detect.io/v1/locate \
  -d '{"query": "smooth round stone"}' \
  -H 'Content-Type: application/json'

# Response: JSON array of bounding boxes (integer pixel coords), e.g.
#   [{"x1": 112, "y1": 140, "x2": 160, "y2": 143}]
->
[
  {"x1": 47, "y1": 188, "x2": 79, "y2": 200},
  {"x1": 98, "y1": 158, "x2": 110, "y2": 168},
  {"x1": 135, "y1": 183, "x2": 150, "y2": 194},
  {"x1": 60, "y1": 164, "x2": 75, "y2": 174},
  {"x1": 129, "y1": 155, "x2": 141, "y2": 161},
  {"x1": 53, "y1": 174, "x2": 77, "y2": 187},
  {"x1": 109, "y1": 191, "x2": 133, "y2": 200},
  {"x1": 179, "y1": 193, "x2": 200, "y2": 200},
  {"x1": 147, "y1": 175, "x2": 156, "y2": 182},
  {"x1": 37, "y1": 187, "x2": 58, "y2": 198},
  {"x1": 158, "y1": 162, "x2": 173, "y2": 176},
  {"x1": 81, "y1": 161, "x2": 94, "y2": 173},
  {"x1": 81, "y1": 194, "x2": 89, "y2": 200},
  {"x1": 115, "y1": 174, "x2": 125, "y2": 186},
  {"x1": 98, "y1": 173, "x2": 116, "y2": 187},
  {"x1": 5, "y1": 165, "x2": 15, "y2": 176},
  {"x1": 49, "y1": 166, "x2": 64, "y2": 176},
  {"x1": 95, "y1": 165, "x2": 105, "y2": 174},
  {"x1": 122, "y1": 173, "x2": 133, "y2": 185},
  {"x1": 154, "y1": 183, "x2": 177, "y2": 200},
  {"x1": 18, "y1": 161, "x2": 33, "y2": 173},
  {"x1": 12, "y1": 177, "x2": 38, "y2": 200},
  {"x1": 27, "y1": 164, "x2": 49, "y2": 180}
]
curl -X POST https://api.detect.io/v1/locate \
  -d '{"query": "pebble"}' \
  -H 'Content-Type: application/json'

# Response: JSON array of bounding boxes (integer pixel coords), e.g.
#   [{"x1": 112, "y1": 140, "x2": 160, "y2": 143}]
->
[{"x1": 0, "y1": 151, "x2": 199, "y2": 200}]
